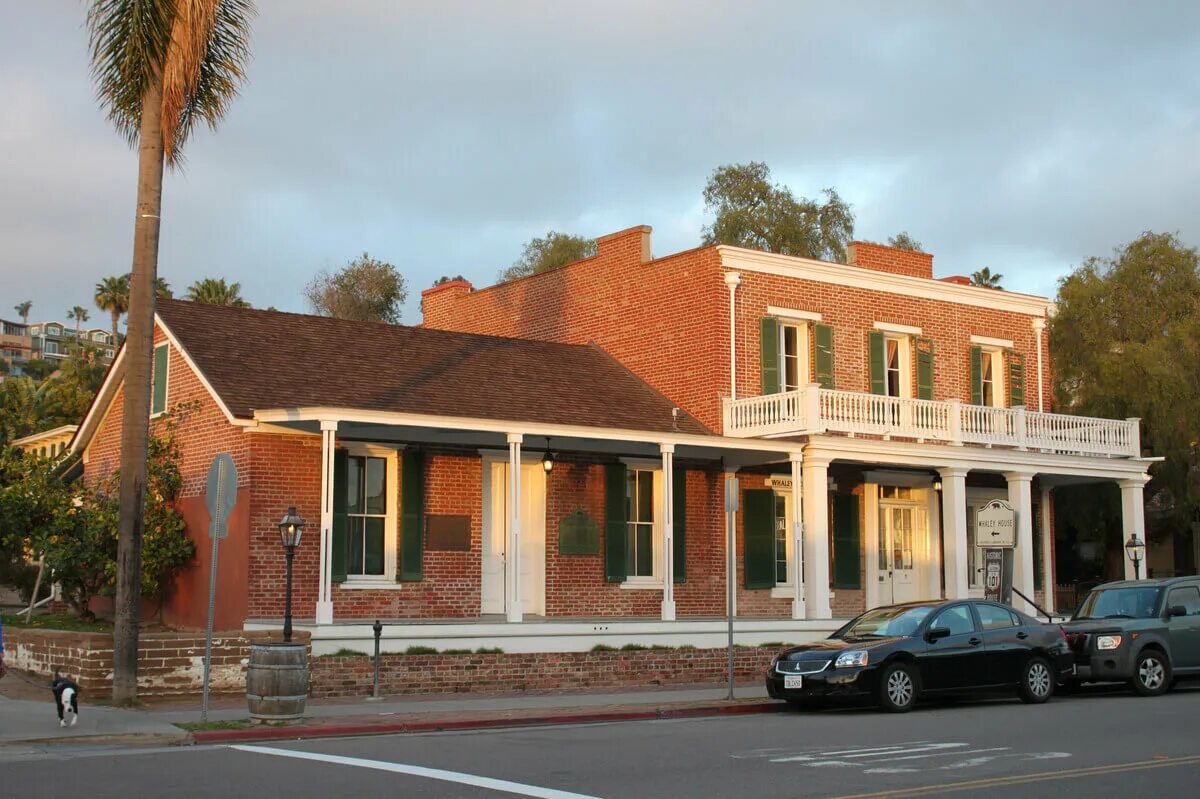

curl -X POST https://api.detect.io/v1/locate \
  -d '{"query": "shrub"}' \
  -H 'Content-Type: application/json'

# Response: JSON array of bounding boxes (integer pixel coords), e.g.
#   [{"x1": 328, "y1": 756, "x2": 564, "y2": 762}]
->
[
  {"x1": 326, "y1": 648, "x2": 368, "y2": 658},
  {"x1": 474, "y1": 647, "x2": 503, "y2": 654},
  {"x1": 620, "y1": 643, "x2": 647, "y2": 651},
  {"x1": 590, "y1": 644, "x2": 617, "y2": 652},
  {"x1": 404, "y1": 645, "x2": 438, "y2": 655},
  {"x1": 440, "y1": 648, "x2": 472, "y2": 655}
]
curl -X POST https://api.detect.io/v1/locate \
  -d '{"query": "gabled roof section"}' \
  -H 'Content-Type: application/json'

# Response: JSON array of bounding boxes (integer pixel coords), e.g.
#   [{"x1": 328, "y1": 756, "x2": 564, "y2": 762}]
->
[{"x1": 153, "y1": 299, "x2": 711, "y2": 436}]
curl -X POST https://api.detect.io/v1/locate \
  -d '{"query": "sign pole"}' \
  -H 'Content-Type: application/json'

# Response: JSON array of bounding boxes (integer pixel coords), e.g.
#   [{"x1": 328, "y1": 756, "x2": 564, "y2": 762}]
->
[
  {"x1": 725, "y1": 476, "x2": 740, "y2": 701},
  {"x1": 201, "y1": 453, "x2": 238, "y2": 723},
  {"x1": 201, "y1": 531, "x2": 220, "y2": 722}
]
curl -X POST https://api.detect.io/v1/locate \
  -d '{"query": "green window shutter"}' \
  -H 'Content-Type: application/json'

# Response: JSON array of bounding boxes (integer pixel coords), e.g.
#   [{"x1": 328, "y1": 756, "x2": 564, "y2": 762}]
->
[
  {"x1": 151, "y1": 344, "x2": 168, "y2": 414},
  {"x1": 743, "y1": 489, "x2": 776, "y2": 589},
  {"x1": 832, "y1": 493, "x2": 861, "y2": 589},
  {"x1": 915, "y1": 338, "x2": 935, "y2": 400},
  {"x1": 969, "y1": 346, "x2": 984, "y2": 405},
  {"x1": 868, "y1": 330, "x2": 886, "y2": 395},
  {"x1": 1008, "y1": 351, "x2": 1026, "y2": 408},
  {"x1": 331, "y1": 448, "x2": 348, "y2": 583},
  {"x1": 399, "y1": 449, "x2": 424, "y2": 581},
  {"x1": 814, "y1": 323, "x2": 835, "y2": 389},
  {"x1": 673, "y1": 469, "x2": 687, "y2": 583},
  {"x1": 760, "y1": 316, "x2": 781, "y2": 395},
  {"x1": 604, "y1": 462, "x2": 627, "y2": 583}
]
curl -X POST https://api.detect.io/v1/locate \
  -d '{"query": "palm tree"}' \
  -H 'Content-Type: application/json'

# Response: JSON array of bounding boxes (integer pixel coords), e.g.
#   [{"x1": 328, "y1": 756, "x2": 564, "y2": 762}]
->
[
  {"x1": 67, "y1": 305, "x2": 91, "y2": 333},
  {"x1": 185, "y1": 277, "x2": 249, "y2": 307},
  {"x1": 87, "y1": 0, "x2": 255, "y2": 703},
  {"x1": 13, "y1": 301, "x2": 32, "y2": 325},
  {"x1": 970, "y1": 267, "x2": 1004, "y2": 290},
  {"x1": 95, "y1": 275, "x2": 130, "y2": 344}
]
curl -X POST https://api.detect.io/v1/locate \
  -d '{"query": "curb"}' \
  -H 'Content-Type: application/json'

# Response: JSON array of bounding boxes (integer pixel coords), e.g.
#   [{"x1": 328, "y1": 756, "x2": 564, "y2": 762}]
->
[
  {"x1": 2, "y1": 731, "x2": 192, "y2": 748},
  {"x1": 190, "y1": 700, "x2": 786, "y2": 744}
]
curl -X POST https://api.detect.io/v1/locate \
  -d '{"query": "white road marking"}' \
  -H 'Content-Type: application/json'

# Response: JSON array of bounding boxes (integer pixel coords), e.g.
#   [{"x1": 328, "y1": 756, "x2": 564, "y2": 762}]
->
[
  {"x1": 230, "y1": 744, "x2": 603, "y2": 799},
  {"x1": 769, "y1": 743, "x2": 937, "y2": 763},
  {"x1": 872, "y1": 747, "x2": 1009, "y2": 763}
]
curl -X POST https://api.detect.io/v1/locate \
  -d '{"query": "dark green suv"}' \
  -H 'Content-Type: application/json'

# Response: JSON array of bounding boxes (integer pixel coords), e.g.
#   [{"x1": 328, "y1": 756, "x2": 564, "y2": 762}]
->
[{"x1": 1062, "y1": 576, "x2": 1200, "y2": 696}]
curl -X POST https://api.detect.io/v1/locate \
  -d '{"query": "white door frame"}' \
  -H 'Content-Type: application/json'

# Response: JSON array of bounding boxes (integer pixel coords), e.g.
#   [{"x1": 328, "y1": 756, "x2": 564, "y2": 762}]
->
[
  {"x1": 865, "y1": 477, "x2": 936, "y2": 609},
  {"x1": 481, "y1": 455, "x2": 547, "y2": 617}
]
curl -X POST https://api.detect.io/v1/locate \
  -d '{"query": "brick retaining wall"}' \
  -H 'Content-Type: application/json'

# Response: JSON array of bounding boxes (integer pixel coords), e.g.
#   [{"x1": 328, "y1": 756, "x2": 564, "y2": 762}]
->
[
  {"x1": 2, "y1": 627, "x2": 309, "y2": 697},
  {"x1": 310, "y1": 645, "x2": 779, "y2": 698}
]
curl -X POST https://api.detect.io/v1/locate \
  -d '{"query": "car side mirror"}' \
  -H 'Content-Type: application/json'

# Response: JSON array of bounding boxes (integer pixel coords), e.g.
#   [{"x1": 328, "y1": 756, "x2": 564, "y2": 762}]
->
[
  {"x1": 1168, "y1": 605, "x2": 1188, "y2": 618},
  {"x1": 926, "y1": 626, "x2": 951, "y2": 642}
]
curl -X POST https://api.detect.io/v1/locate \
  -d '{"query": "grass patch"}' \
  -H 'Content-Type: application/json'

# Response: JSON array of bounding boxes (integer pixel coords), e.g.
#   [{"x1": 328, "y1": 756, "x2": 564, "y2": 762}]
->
[
  {"x1": 2, "y1": 613, "x2": 112, "y2": 633},
  {"x1": 404, "y1": 645, "x2": 439, "y2": 656},
  {"x1": 590, "y1": 644, "x2": 617, "y2": 652},
  {"x1": 649, "y1": 644, "x2": 673, "y2": 650},
  {"x1": 440, "y1": 648, "x2": 472, "y2": 655},
  {"x1": 676, "y1": 644, "x2": 697, "y2": 651},
  {"x1": 758, "y1": 642, "x2": 786, "y2": 649},
  {"x1": 323, "y1": 648, "x2": 368, "y2": 658},
  {"x1": 176, "y1": 719, "x2": 253, "y2": 732},
  {"x1": 620, "y1": 643, "x2": 647, "y2": 651},
  {"x1": 474, "y1": 647, "x2": 504, "y2": 654}
]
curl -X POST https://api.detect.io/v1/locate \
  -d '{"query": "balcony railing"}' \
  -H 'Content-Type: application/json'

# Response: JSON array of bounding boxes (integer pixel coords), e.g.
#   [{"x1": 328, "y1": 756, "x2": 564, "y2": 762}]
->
[{"x1": 722, "y1": 385, "x2": 1141, "y2": 458}]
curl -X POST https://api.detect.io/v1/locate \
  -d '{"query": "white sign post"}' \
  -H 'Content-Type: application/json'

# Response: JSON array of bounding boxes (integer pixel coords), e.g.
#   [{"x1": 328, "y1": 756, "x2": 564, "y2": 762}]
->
[
  {"x1": 725, "y1": 476, "x2": 740, "y2": 701},
  {"x1": 201, "y1": 453, "x2": 238, "y2": 722},
  {"x1": 976, "y1": 500, "x2": 1016, "y2": 604}
]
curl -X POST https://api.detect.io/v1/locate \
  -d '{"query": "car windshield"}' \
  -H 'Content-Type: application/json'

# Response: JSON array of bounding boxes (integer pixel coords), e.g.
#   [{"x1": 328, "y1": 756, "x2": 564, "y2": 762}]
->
[
  {"x1": 1074, "y1": 587, "x2": 1162, "y2": 620},
  {"x1": 839, "y1": 605, "x2": 935, "y2": 639}
]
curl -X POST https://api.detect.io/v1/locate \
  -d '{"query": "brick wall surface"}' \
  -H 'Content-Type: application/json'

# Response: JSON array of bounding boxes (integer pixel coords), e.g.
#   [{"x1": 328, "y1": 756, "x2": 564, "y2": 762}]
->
[
  {"x1": 3, "y1": 628, "x2": 308, "y2": 697},
  {"x1": 847, "y1": 241, "x2": 934, "y2": 280},
  {"x1": 310, "y1": 645, "x2": 778, "y2": 698}
]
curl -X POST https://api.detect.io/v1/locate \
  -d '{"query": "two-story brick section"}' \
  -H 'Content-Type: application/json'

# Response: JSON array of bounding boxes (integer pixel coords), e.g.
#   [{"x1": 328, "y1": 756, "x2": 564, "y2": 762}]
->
[{"x1": 68, "y1": 227, "x2": 1152, "y2": 657}]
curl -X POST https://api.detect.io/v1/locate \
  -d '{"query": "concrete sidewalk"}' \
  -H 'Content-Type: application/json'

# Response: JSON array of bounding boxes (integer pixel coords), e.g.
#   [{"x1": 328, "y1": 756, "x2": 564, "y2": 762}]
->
[{"x1": 0, "y1": 675, "x2": 776, "y2": 747}]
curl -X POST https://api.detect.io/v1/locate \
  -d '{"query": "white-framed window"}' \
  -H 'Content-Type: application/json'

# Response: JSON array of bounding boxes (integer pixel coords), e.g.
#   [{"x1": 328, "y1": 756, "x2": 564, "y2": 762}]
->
[
  {"x1": 883, "y1": 335, "x2": 911, "y2": 397},
  {"x1": 47, "y1": 325, "x2": 61, "y2": 336},
  {"x1": 979, "y1": 347, "x2": 1006, "y2": 408},
  {"x1": 620, "y1": 462, "x2": 663, "y2": 587},
  {"x1": 780, "y1": 323, "x2": 810, "y2": 392},
  {"x1": 343, "y1": 444, "x2": 399, "y2": 583}
]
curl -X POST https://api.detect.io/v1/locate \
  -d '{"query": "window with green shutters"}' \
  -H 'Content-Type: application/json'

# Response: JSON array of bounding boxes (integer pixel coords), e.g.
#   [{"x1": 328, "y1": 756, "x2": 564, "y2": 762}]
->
[
  {"x1": 743, "y1": 489, "x2": 776, "y2": 589},
  {"x1": 330, "y1": 446, "x2": 414, "y2": 584},
  {"x1": 813, "y1": 323, "x2": 835, "y2": 389},
  {"x1": 1007, "y1": 351, "x2": 1026, "y2": 407},
  {"x1": 673, "y1": 469, "x2": 687, "y2": 583},
  {"x1": 970, "y1": 346, "x2": 1008, "y2": 408},
  {"x1": 915, "y1": 338, "x2": 934, "y2": 400},
  {"x1": 399, "y1": 449, "x2": 424, "y2": 581},
  {"x1": 760, "y1": 317, "x2": 781, "y2": 395},
  {"x1": 832, "y1": 494, "x2": 862, "y2": 589},
  {"x1": 868, "y1": 330, "x2": 886, "y2": 395},
  {"x1": 151, "y1": 342, "x2": 169, "y2": 415},
  {"x1": 604, "y1": 462, "x2": 628, "y2": 582},
  {"x1": 969, "y1": 346, "x2": 984, "y2": 405}
]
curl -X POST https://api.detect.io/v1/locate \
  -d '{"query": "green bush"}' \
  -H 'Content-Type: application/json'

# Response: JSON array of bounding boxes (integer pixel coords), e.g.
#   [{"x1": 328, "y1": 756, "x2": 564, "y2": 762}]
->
[
  {"x1": 325, "y1": 648, "x2": 368, "y2": 658},
  {"x1": 474, "y1": 647, "x2": 503, "y2": 654},
  {"x1": 404, "y1": 645, "x2": 438, "y2": 655},
  {"x1": 590, "y1": 644, "x2": 617, "y2": 652},
  {"x1": 649, "y1": 644, "x2": 673, "y2": 650},
  {"x1": 620, "y1": 643, "x2": 647, "y2": 651},
  {"x1": 440, "y1": 648, "x2": 472, "y2": 655}
]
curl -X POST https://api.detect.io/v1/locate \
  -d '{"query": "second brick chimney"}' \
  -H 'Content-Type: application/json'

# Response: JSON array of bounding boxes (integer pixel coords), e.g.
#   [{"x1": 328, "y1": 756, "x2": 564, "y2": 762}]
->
[
  {"x1": 595, "y1": 225, "x2": 653, "y2": 265},
  {"x1": 846, "y1": 241, "x2": 933, "y2": 280}
]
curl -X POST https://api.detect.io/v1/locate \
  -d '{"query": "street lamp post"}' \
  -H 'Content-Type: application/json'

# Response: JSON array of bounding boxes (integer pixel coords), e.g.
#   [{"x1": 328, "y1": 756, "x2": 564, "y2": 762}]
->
[
  {"x1": 1124, "y1": 534, "x2": 1146, "y2": 581},
  {"x1": 277, "y1": 506, "x2": 306, "y2": 643}
]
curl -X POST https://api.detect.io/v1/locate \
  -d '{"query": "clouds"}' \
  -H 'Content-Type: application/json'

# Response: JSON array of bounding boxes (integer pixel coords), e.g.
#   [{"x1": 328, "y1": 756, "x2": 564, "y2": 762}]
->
[{"x1": 2, "y1": 1, "x2": 1197, "y2": 323}]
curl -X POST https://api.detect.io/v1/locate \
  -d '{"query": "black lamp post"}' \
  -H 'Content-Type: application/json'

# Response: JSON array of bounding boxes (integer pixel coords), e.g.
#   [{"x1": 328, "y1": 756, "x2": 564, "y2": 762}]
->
[
  {"x1": 1124, "y1": 534, "x2": 1146, "y2": 581},
  {"x1": 277, "y1": 506, "x2": 306, "y2": 643}
]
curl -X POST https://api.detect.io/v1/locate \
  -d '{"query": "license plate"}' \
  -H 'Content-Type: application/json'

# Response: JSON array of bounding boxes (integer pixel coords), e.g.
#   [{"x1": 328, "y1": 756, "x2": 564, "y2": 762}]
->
[{"x1": 784, "y1": 675, "x2": 803, "y2": 689}]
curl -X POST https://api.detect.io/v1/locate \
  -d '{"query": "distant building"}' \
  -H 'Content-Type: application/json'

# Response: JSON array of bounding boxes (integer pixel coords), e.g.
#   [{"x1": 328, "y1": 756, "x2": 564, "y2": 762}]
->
[
  {"x1": 12, "y1": 425, "x2": 78, "y2": 459},
  {"x1": 28, "y1": 321, "x2": 118, "y2": 367},
  {"x1": 0, "y1": 318, "x2": 34, "y2": 378}
]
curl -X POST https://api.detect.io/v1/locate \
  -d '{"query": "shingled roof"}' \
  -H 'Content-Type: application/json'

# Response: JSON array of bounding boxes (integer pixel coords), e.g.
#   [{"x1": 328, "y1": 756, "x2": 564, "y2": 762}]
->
[{"x1": 154, "y1": 299, "x2": 711, "y2": 436}]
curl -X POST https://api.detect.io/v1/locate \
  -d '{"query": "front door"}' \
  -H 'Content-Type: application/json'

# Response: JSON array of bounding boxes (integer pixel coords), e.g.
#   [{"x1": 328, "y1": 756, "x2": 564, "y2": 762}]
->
[
  {"x1": 879, "y1": 503, "x2": 923, "y2": 604},
  {"x1": 481, "y1": 461, "x2": 546, "y2": 616}
]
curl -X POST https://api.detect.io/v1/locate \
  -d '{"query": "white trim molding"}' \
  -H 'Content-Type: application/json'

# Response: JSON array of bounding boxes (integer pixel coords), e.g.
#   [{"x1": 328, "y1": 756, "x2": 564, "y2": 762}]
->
[
  {"x1": 874, "y1": 321, "x2": 923, "y2": 336},
  {"x1": 767, "y1": 305, "x2": 823, "y2": 322},
  {"x1": 970, "y1": 335, "x2": 1015, "y2": 349}
]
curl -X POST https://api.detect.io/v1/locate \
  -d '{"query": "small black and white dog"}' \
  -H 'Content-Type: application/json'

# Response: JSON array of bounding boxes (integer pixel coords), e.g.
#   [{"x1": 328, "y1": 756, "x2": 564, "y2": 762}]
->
[{"x1": 51, "y1": 670, "x2": 80, "y2": 728}]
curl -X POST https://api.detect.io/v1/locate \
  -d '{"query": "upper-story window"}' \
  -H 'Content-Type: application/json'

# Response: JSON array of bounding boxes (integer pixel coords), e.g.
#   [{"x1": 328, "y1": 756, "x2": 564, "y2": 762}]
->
[
  {"x1": 869, "y1": 325, "x2": 933, "y2": 400},
  {"x1": 969, "y1": 340, "x2": 1025, "y2": 408},
  {"x1": 93, "y1": 331, "x2": 108, "y2": 343},
  {"x1": 151, "y1": 342, "x2": 169, "y2": 416},
  {"x1": 760, "y1": 312, "x2": 835, "y2": 394},
  {"x1": 47, "y1": 325, "x2": 61, "y2": 336}
]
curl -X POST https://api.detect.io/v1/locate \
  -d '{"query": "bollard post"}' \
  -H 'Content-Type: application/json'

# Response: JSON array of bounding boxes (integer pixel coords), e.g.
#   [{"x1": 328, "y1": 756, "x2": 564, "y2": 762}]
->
[{"x1": 368, "y1": 619, "x2": 383, "y2": 701}]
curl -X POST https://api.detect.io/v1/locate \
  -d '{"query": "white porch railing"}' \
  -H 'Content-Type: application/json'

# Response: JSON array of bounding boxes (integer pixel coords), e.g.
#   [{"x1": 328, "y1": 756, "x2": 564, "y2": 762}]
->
[{"x1": 722, "y1": 385, "x2": 1141, "y2": 458}]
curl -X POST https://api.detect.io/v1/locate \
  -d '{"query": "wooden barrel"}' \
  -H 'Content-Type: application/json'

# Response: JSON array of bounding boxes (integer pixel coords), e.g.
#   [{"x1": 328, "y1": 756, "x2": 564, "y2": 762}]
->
[{"x1": 246, "y1": 643, "x2": 309, "y2": 721}]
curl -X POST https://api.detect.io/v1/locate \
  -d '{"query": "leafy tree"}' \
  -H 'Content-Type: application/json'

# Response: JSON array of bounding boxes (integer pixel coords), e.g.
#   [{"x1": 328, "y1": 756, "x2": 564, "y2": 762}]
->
[
  {"x1": 13, "y1": 301, "x2": 32, "y2": 325},
  {"x1": 67, "y1": 305, "x2": 91, "y2": 332},
  {"x1": 1050, "y1": 232, "x2": 1200, "y2": 559},
  {"x1": 434, "y1": 274, "x2": 467, "y2": 285},
  {"x1": 887, "y1": 232, "x2": 923, "y2": 251},
  {"x1": 0, "y1": 358, "x2": 8, "y2": 376},
  {"x1": 185, "y1": 277, "x2": 249, "y2": 307},
  {"x1": 87, "y1": 0, "x2": 255, "y2": 702},
  {"x1": 21, "y1": 359, "x2": 58, "y2": 382},
  {"x1": 0, "y1": 379, "x2": 49, "y2": 447},
  {"x1": 304, "y1": 253, "x2": 407, "y2": 323},
  {"x1": 498, "y1": 232, "x2": 596, "y2": 282},
  {"x1": 701, "y1": 162, "x2": 855, "y2": 262},
  {"x1": 970, "y1": 267, "x2": 1004, "y2": 289},
  {"x1": 94, "y1": 275, "x2": 129, "y2": 343}
]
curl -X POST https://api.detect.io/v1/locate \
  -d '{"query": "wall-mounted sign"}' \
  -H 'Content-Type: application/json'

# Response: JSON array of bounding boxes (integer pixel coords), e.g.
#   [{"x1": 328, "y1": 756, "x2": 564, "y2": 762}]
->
[
  {"x1": 559, "y1": 508, "x2": 600, "y2": 555},
  {"x1": 975, "y1": 499, "x2": 1017, "y2": 548},
  {"x1": 426, "y1": 515, "x2": 471, "y2": 551},
  {"x1": 765, "y1": 476, "x2": 793, "y2": 491}
]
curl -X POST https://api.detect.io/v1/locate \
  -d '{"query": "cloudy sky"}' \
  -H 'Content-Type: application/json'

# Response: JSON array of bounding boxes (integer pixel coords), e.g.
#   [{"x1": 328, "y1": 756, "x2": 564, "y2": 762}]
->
[{"x1": 2, "y1": 1, "x2": 1198, "y2": 326}]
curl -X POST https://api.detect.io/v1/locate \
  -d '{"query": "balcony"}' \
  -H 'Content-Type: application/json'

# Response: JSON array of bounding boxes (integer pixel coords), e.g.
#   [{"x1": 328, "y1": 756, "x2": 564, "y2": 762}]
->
[{"x1": 722, "y1": 386, "x2": 1141, "y2": 458}]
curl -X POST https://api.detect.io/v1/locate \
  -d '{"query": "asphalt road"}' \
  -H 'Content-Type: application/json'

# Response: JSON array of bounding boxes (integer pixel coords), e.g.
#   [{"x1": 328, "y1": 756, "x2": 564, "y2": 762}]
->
[{"x1": 4, "y1": 684, "x2": 1199, "y2": 798}]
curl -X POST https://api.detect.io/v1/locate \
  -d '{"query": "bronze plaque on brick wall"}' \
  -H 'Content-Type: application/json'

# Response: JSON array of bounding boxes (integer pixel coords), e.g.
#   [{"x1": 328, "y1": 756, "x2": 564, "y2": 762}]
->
[
  {"x1": 426, "y1": 514, "x2": 471, "y2": 551},
  {"x1": 558, "y1": 508, "x2": 599, "y2": 555}
]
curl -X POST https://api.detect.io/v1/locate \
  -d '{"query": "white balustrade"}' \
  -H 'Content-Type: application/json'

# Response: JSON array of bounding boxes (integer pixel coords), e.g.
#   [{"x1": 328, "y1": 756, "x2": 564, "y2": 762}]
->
[{"x1": 722, "y1": 388, "x2": 1141, "y2": 458}]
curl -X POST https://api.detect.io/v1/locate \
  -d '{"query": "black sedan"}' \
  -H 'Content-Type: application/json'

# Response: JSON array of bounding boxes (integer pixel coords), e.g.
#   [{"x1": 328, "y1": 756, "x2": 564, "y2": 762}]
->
[{"x1": 765, "y1": 599, "x2": 1073, "y2": 712}]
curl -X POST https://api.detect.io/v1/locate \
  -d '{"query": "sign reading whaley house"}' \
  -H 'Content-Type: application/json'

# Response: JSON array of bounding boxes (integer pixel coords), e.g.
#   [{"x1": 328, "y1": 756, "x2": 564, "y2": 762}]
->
[{"x1": 975, "y1": 499, "x2": 1017, "y2": 548}]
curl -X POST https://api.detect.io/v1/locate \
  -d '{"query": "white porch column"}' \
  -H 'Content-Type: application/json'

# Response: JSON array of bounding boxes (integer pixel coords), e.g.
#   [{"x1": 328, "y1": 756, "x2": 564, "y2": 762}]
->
[
  {"x1": 660, "y1": 443, "x2": 676, "y2": 621},
  {"x1": 1005, "y1": 471, "x2": 1036, "y2": 613},
  {"x1": 1040, "y1": 486, "x2": 1054, "y2": 614},
  {"x1": 316, "y1": 420, "x2": 337, "y2": 625},
  {"x1": 790, "y1": 452, "x2": 806, "y2": 620},
  {"x1": 506, "y1": 433, "x2": 523, "y2": 623},
  {"x1": 801, "y1": 453, "x2": 832, "y2": 619},
  {"x1": 1120, "y1": 475, "x2": 1150, "y2": 581},
  {"x1": 938, "y1": 467, "x2": 970, "y2": 600}
]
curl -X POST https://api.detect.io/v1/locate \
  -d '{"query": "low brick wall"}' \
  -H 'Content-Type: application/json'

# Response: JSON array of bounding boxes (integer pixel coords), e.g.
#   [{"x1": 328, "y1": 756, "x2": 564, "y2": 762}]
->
[
  {"x1": 310, "y1": 646, "x2": 778, "y2": 698},
  {"x1": 2, "y1": 627, "x2": 309, "y2": 697}
]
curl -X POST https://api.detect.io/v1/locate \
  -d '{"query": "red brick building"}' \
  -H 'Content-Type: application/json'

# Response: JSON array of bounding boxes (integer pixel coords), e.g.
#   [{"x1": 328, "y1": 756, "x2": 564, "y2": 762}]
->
[{"x1": 70, "y1": 229, "x2": 1151, "y2": 655}]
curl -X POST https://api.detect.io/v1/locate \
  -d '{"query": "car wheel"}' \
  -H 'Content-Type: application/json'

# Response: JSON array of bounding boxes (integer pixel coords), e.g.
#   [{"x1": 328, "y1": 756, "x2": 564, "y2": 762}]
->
[
  {"x1": 878, "y1": 662, "x2": 918, "y2": 713},
  {"x1": 1018, "y1": 656, "x2": 1054, "y2": 704},
  {"x1": 1130, "y1": 649, "x2": 1171, "y2": 697}
]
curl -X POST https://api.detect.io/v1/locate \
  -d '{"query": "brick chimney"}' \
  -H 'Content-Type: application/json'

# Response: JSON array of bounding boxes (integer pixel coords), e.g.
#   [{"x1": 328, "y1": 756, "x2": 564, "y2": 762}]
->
[
  {"x1": 595, "y1": 225, "x2": 653, "y2": 265},
  {"x1": 420, "y1": 279, "x2": 473, "y2": 328},
  {"x1": 846, "y1": 241, "x2": 933, "y2": 280}
]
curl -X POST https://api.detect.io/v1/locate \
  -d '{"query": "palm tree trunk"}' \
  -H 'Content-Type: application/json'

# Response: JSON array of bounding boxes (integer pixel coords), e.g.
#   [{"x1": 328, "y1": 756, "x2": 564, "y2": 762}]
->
[
  {"x1": 111, "y1": 309, "x2": 120, "y2": 346},
  {"x1": 112, "y1": 78, "x2": 166, "y2": 705}
]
